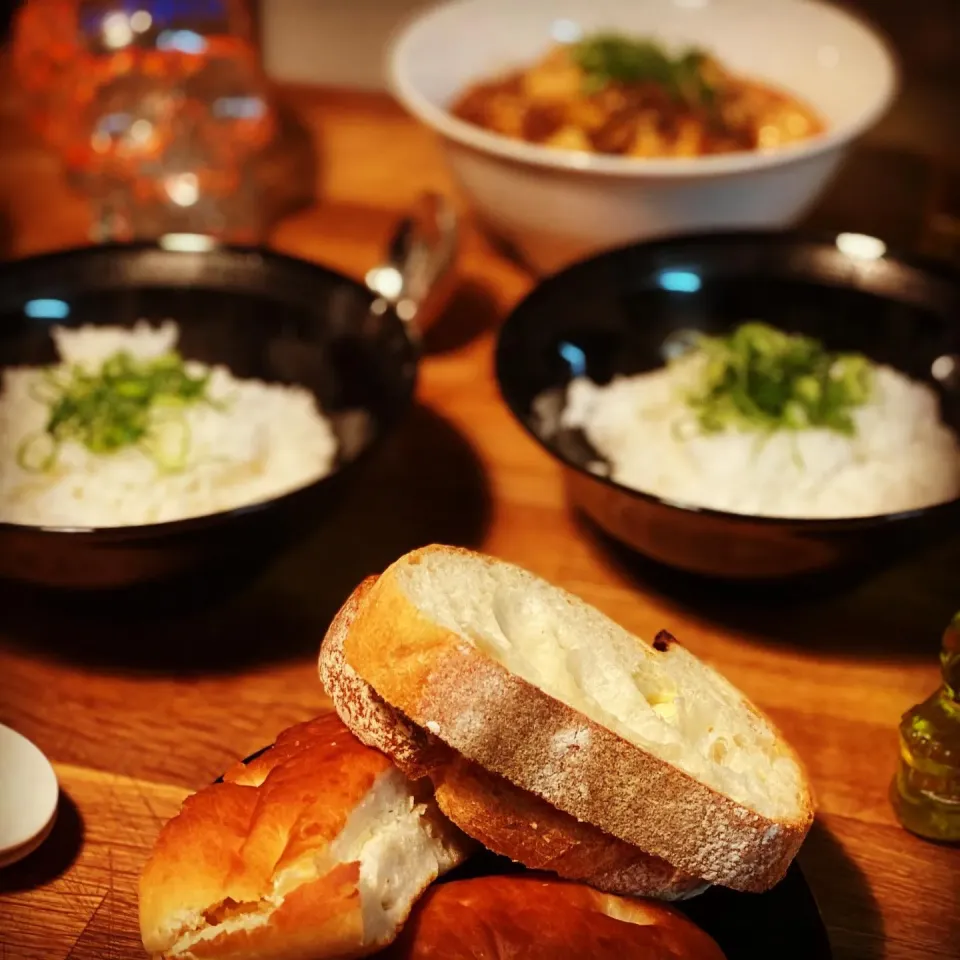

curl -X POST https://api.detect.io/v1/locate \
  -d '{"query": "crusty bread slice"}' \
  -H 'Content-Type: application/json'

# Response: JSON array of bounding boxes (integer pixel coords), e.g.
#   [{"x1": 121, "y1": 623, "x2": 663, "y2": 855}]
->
[
  {"x1": 338, "y1": 546, "x2": 814, "y2": 891},
  {"x1": 379, "y1": 876, "x2": 726, "y2": 960},
  {"x1": 321, "y1": 578, "x2": 449, "y2": 782},
  {"x1": 139, "y1": 713, "x2": 472, "y2": 960},
  {"x1": 320, "y1": 578, "x2": 705, "y2": 900}
]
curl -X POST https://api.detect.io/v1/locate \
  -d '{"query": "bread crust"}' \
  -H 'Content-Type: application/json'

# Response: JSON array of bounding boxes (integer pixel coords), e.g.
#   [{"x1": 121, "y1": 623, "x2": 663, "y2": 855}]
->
[
  {"x1": 139, "y1": 712, "x2": 469, "y2": 960},
  {"x1": 320, "y1": 579, "x2": 704, "y2": 900},
  {"x1": 431, "y1": 756, "x2": 706, "y2": 899},
  {"x1": 176, "y1": 862, "x2": 367, "y2": 960},
  {"x1": 339, "y1": 546, "x2": 814, "y2": 891},
  {"x1": 321, "y1": 577, "x2": 449, "y2": 781},
  {"x1": 379, "y1": 876, "x2": 726, "y2": 960}
]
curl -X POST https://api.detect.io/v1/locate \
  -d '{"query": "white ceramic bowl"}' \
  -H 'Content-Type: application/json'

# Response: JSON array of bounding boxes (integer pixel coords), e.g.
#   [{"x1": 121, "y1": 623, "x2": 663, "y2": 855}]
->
[{"x1": 389, "y1": 0, "x2": 898, "y2": 274}]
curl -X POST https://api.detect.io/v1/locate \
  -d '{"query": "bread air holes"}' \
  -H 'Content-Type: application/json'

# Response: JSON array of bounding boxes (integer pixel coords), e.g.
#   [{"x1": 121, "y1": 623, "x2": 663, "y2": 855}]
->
[
  {"x1": 380, "y1": 873, "x2": 400, "y2": 913},
  {"x1": 644, "y1": 689, "x2": 679, "y2": 721},
  {"x1": 709, "y1": 733, "x2": 747, "y2": 766}
]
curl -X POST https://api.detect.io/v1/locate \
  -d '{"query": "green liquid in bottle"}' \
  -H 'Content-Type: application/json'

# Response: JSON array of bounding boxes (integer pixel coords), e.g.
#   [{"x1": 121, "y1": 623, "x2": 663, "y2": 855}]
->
[{"x1": 892, "y1": 613, "x2": 960, "y2": 843}]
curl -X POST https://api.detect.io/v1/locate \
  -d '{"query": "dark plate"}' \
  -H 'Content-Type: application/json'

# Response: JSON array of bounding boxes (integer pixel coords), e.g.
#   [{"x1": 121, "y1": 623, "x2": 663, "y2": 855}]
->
[
  {"x1": 496, "y1": 231, "x2": 960, "y2": 580},
  {"x1": 219, "y1": 745, "x2": 832, "y2": 959},
  {"x1": 0, "y1": 243, "x2": 417, "y2": 588}
]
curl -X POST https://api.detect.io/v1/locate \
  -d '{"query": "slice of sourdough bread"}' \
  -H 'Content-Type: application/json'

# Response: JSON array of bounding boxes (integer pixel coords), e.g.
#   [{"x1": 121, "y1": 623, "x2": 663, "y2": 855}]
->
[
  {"x1": 334, "y1": 546, "x2": 814, "y2": 892},
  {"x1": 320, "y1": 578, "x2": 705, "y2": 900}
]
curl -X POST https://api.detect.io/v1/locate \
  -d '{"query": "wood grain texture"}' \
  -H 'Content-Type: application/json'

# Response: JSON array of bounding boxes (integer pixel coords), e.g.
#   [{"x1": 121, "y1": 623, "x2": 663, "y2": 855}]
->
[{"x1": 0, "y1": 80, "x2": 959, "y2": 960}]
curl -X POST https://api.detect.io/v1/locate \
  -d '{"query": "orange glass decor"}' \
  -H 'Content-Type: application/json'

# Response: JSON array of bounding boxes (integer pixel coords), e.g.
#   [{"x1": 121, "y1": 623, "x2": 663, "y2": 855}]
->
[
  {"x1": 11, "y1": 0, "x2": 83, "y2": 146},
  {"x1": 11, "y1": 0, "x2": 278, "y2": 241}
]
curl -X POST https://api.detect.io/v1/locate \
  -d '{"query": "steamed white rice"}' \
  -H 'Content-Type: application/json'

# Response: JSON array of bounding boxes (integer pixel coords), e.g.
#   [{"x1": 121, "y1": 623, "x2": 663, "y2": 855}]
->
[
  {"x1": 557, "y1": 355, "x2": 960, "y2": 519},
  {"x1": 0, "y1": 322, "x2": 339, "y2": 528}
]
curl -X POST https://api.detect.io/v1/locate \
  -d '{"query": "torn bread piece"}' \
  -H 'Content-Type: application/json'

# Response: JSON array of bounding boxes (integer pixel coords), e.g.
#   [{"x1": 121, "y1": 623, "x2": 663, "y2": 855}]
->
[
  {"x1": 320, "y1": 577, "x2": 705, "y2": 900},
  {"x1": 379, "y1": 875, "x2": 727, "y2": 959},
  {"x1": 334, "y1": 546, "x2": 814, "y2": 891},
  {"x1": 139, "y1": 712, "x2": 472, "y2": 960}
]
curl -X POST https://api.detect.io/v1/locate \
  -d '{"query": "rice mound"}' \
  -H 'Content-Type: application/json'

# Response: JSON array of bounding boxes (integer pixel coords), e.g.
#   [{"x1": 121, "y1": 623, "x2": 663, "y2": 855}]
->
[
  {"x1": 559, "y1": 356, "x2": 960, "y2": 519},
  {"x1": 0, "y1": 321, "x2": 339, "y2": 528}
]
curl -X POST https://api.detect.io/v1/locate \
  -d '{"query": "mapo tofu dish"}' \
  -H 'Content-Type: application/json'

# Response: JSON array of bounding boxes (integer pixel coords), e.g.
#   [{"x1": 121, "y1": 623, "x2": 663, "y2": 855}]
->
[{"x1": 451, "y1": 34, "x2": 825, "y2": 159}]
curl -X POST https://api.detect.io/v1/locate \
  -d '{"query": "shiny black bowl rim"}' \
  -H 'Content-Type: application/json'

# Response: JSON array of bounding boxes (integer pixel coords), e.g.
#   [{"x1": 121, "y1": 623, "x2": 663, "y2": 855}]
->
[
  {"x1": 0, "y1": 241, "x2": 417, "y2": 541},
  {"x1": 495, "y1": 229, "x2": 960, "y2": 532}
]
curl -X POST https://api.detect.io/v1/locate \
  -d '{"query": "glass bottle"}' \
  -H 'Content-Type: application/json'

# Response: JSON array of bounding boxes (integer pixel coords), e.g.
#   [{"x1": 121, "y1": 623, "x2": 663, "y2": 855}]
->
[{"x1": 892, "y1": 613, "x2": 960, "y2": 842}]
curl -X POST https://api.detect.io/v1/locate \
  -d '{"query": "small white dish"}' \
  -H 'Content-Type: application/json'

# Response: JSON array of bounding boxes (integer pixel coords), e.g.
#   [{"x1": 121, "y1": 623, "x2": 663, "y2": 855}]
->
[
  {"x1": 389, "y1": 0, "x2": 898, "y2": 273},
  {"x1": 0, "y1": 724, "x2": 59, "y2": 869}
]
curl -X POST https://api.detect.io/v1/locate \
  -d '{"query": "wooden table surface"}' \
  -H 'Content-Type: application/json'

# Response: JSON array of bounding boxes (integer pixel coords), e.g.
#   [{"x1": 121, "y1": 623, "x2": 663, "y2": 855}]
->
[{"x1": 1, "y1": 81, "x2": 959, "y2": 960}]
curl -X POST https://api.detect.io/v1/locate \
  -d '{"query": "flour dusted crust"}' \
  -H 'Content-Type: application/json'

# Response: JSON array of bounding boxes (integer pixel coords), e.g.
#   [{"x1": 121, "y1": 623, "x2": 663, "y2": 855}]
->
[
  {"x1": 320, "y1": 577, "x2": 449, "y2": 781},
  {"x1": 337, "y1": 546, "x2": 814, "y2": 892},
  {"x1": 430, "y1": 755, "x2": 707, "y2": 899},
  {"x1": 321, "y1": 579, "x2": 704, "y2": 899}
]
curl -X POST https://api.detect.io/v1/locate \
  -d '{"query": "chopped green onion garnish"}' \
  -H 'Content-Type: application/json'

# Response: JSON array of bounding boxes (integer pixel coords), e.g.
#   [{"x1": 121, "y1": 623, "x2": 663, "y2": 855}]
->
[
  {"x1": 679, "y1": 322, "x2": 874, "y2": 437},
  {"x1": 16, "y1": 431, "x2": 58, "y2": 473},
  {"x1": 18, "y1": 349, "x2": 215, "y2": 474},
  {"x1": 571, "y1": 33, "x2": 717, "y2": 109}
]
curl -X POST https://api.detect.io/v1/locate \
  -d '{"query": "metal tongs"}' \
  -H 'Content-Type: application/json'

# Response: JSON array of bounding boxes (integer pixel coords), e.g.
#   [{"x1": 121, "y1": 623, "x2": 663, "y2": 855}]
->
[{"x1": 365, "y1": 192, "x2": 460, "y2": 348}]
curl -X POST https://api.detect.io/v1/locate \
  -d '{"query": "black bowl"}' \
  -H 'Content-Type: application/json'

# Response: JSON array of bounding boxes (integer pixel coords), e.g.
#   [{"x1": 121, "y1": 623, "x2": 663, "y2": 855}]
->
[
  {"x1": 496, "y1": 231, "x2": 960, "y2": 580},
  {"x1": 0, "y1": 243, "x2": 417, "y2": 588}
]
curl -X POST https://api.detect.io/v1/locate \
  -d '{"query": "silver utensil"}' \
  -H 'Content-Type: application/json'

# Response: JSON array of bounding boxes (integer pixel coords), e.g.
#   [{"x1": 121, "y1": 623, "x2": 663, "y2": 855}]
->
[{"x1": 365, "y1": 192, "x2": 459, "y2": 346}]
